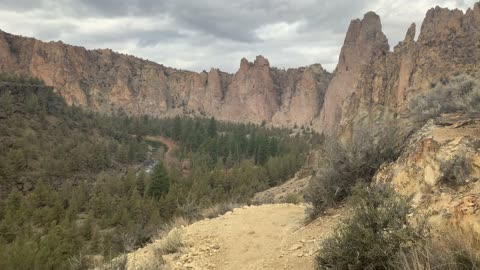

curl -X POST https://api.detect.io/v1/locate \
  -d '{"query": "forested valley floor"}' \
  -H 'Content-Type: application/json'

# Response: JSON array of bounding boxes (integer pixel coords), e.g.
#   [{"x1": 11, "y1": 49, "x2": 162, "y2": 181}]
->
[{"x1": 0, "y1": 80, "x2": 320, "y2": 269}]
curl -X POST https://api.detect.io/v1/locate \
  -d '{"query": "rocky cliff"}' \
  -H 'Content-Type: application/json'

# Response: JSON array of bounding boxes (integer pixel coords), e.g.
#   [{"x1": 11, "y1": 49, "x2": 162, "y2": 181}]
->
[
  {"x1": 0, "y1": 3, "x2": 479, "y2": 133},
  {"x1": 0, "y1": 31, "x2": 331, "y2": 126},
  {"x1": 317, "y1": 2, "x2": 480, "y2": 139}
]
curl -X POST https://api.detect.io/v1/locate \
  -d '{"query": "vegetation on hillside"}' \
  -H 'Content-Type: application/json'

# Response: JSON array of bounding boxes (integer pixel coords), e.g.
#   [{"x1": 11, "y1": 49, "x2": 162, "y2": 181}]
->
[
  {"x1": 315, "y1": 184, "x2": 419, "y2": 270},
  {"x1": 315, "y1": 183, "x2": 480, "y2": 270},
  {"x1": 410, "y1": 74, "x2": 480, "y2": 124},
  {"x1": 304, "y1": 126, "x2": 400, "y2": 220},
  {"x1": 312, "y1": 74, "x2": 480, "y2": 270},
  {"x1": 0, "y1": 81, "x2": 316, "y2": 269},
  {"x1": 0, "y1": 72, "x2": 45, "y2": 85}
]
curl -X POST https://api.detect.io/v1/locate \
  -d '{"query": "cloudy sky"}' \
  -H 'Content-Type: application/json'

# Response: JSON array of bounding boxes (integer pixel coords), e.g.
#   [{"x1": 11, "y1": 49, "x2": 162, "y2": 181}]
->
[{"x1": 0, "y1": 0, "x2": 476, "y2": 72}]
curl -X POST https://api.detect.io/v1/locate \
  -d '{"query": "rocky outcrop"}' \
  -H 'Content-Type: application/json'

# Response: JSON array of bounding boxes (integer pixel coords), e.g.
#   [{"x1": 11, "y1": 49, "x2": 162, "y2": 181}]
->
[
  {"x1": 376, "y1": 113, "x2": 480, "y2": 233},
  {"x1": 317, "y1": 2, "x2": 480, "y2": 139},
  {"x1": 0, "y1": 31, "x2": 331, "y2": 126},
  {"x1": 316, "y1": 12, "x2": 389, "y2": 133}
]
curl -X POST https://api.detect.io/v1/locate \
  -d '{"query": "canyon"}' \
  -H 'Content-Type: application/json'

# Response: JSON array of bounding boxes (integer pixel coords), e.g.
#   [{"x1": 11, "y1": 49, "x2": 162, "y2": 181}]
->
[{"x1": 0, "y1": 3, "x2": 479, "y2": 137}]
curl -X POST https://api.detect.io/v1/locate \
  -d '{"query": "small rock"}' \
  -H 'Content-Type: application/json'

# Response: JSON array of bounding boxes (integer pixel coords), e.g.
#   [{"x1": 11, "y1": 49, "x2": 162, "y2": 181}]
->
[
  {"x1": 289, "y1": 244, "x2": 302, "y2": 251},
  {"x1": 184, "y1": 262, "x2": 196, "y2": 269}
]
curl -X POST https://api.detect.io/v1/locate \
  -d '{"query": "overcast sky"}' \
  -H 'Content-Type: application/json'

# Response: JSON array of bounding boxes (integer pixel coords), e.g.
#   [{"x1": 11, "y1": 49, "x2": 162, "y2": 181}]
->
[{"x1": 0, "y1": 0, "x2": 476, "y2": 73}]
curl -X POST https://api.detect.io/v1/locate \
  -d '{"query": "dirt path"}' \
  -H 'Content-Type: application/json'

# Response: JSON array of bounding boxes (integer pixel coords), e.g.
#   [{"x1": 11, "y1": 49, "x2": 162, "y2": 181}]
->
[
  {"x1": 127, "y1": 204, "x2": 342, "y2": 270},
  {"x1": 144, "y1": 135, "x2": 178, "y2": 167}
]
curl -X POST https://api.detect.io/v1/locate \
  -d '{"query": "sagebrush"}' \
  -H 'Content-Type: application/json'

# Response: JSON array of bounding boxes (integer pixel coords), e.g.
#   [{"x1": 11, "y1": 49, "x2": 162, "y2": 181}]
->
[
  {"x1": 410, "y1": 74, "x2": 480, "y2": 124},
  {"x1": 315, "y1": 184, "x2": 419, "y2": 270},
  {"x1": 305, "y1": 125, "x2": 400, "y2": 220}
]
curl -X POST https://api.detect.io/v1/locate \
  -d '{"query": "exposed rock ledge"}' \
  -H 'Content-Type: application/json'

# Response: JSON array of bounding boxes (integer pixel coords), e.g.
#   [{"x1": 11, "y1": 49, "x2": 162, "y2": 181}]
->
[{"x1": 376, "y1": 113, "x2": 480, "y2": 234}]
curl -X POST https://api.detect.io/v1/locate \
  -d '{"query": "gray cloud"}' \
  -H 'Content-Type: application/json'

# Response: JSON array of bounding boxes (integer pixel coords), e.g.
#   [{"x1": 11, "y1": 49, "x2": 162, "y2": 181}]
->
[{"x1": 0, "y1": 0, "x2": 477, "y2": 72}]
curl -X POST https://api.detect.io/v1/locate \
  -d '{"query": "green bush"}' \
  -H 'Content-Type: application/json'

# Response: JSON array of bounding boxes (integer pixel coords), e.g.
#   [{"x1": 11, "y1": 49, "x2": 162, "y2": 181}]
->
[
  {"x1": 0, "y1": 73, "x2": 45, "y2": 85},
  {"x1": 315, "y1": 184, "x2": 418, "y2": 270},
  {"x1": 305, "y1": 126, "x2": 400, "y2": 220}
]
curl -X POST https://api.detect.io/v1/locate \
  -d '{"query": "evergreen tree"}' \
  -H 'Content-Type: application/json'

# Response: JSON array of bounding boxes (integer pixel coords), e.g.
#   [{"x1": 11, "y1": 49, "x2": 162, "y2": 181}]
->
[
  {"x1": 136, "y1": 171, "x2": 146, "y2": 196},
  {"x1": 173, "y1": 116, "x2": 182, "y2": 140},
  {"x1": 207, "y1": 117, "x2": 217, "y2": 138},
  {"x1": 31, "y1": 179, "x2": 52, "y2": 208},
  {"x1": 147, "y1": 162, "x2": 170, "y2": 200}
]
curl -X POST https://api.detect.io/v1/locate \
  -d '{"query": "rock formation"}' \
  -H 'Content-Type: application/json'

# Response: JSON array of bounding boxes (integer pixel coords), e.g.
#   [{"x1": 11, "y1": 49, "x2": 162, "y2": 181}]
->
[
  {"x1": 317, "y1": 2, "x2": 480, "y2": 139},
  {"x1": 316, "y1": 11, "x2": 389, "y2": 134},
  {"x1": 0, "y1": 31, "x2": 331, "y2": 126},
  {"x1": 375, "y1": 113, "x2": 480, "y2": 234}
]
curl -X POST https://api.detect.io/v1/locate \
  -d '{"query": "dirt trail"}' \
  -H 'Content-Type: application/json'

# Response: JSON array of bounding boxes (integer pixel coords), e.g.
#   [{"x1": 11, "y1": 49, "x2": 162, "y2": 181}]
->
[
  {"x1": 127, "y1": 204, "x2": 342, "y2": 270},
  {"x1": 144, "y1": 135, "x2": 177, "y2": 166}
]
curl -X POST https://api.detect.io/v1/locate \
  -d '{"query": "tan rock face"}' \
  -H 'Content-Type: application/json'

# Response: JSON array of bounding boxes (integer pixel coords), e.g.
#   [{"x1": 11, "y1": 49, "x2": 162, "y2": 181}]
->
[
  {"x1": 0, "y1": 32, "x2": 331, "y2": 127},
  {"x1": 375, "y1": 114, "x2": 480, "y2": 234},
  {"x1": 318, "y1": 2, "x2": 480, "y2": 138},
  {"x1": 316, "y1": 12, "x2": 389, "y2": 133}
]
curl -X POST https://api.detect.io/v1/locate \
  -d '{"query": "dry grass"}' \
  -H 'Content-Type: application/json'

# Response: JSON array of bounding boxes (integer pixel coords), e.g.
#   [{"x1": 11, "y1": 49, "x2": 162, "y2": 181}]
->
[
  {"x1": 155, "y1": 228, "x2": 185, "y2": 255},
  {"x1": 156, "y1": 216, "x2": 189, "y2": 239},
  {"x1": 200, "y1": 201, "x2": 240, "y2": 219},
  {"x1": 392, "y1": 228, "x2": 480, "y2": 270},
  {"x1": 282, "y1": 193, "x2": 302, "y2": 204}
]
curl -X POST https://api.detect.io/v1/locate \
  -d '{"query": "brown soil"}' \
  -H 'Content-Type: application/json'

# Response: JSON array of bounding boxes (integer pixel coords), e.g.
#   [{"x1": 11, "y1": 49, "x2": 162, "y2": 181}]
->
[{"x1": 126, "y1": 204, "x2": 342, "y2": 270}]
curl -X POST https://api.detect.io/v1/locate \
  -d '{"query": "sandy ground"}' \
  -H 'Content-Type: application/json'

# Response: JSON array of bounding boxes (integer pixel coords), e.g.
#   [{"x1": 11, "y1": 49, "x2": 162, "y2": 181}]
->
[{"x1": 127, "y1": 204, "x2": 342, "y2": 270}]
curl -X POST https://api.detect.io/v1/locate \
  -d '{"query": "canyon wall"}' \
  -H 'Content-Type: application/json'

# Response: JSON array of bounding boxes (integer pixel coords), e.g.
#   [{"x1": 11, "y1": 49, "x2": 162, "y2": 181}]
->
[{"x1": 0, "y1": 32, "x2": 331, "y2": 127}]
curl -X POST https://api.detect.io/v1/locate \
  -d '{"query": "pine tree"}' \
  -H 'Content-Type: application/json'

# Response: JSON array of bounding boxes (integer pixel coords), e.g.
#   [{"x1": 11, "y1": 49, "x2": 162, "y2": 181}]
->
[
  {"x1": 173, "y1": 116, "x2": 182, "y2": 140},
  {"x1": 147, "y1": 162, "x2": 170, "y2": 200},
  {"x1": 31, "y1": 179, "x2": 52, "y2": 208},
  {"x1": 207, "y1": 117, "x2": 217, "y2": 138},
  {"x1": 136, "y1": 171, "x2": 146, "y2": 196}
]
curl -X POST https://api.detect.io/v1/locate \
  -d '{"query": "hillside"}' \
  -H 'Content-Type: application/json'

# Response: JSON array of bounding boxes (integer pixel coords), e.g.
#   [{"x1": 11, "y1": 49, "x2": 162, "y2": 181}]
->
[{"x1": 0, "y1": 82, "x2": 149, "y2": 196}]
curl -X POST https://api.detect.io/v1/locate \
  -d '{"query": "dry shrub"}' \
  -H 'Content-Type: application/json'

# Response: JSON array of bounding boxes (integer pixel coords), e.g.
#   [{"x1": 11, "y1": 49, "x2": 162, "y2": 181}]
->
[
  {"x1": 155, "y1": 228, "x2": 184, "y2": 255},
  {"x1": 200, "y1": 201, "x2": 240, "y2": 219},
  {"x1": 305, "y1": 125, "x2": 400, "y2": 221},
  {"x1": 314, "y1": 184, "x2": 418, "y2": 270},
  {"x1": 410, "y1": 74, "x2": 480, "y2": 124},
  {"x1": 393, "y1": 228, "x2": 480, "y2": 270},
  {"x1": 156, "y1": 216, "x2": 189, "y2": 240},
  {"x1": 439, "y1": 153, "x2": 472, "y2": 188},
  {"x1": 283, "y1": 193, "x2": 302, "y2": 204},
  {"x1": 251, "y1": 196, "x2": 274, "y2": 205},
  {"x1": 176, "y1": 196, "x2": 202, "y2": 222}
]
